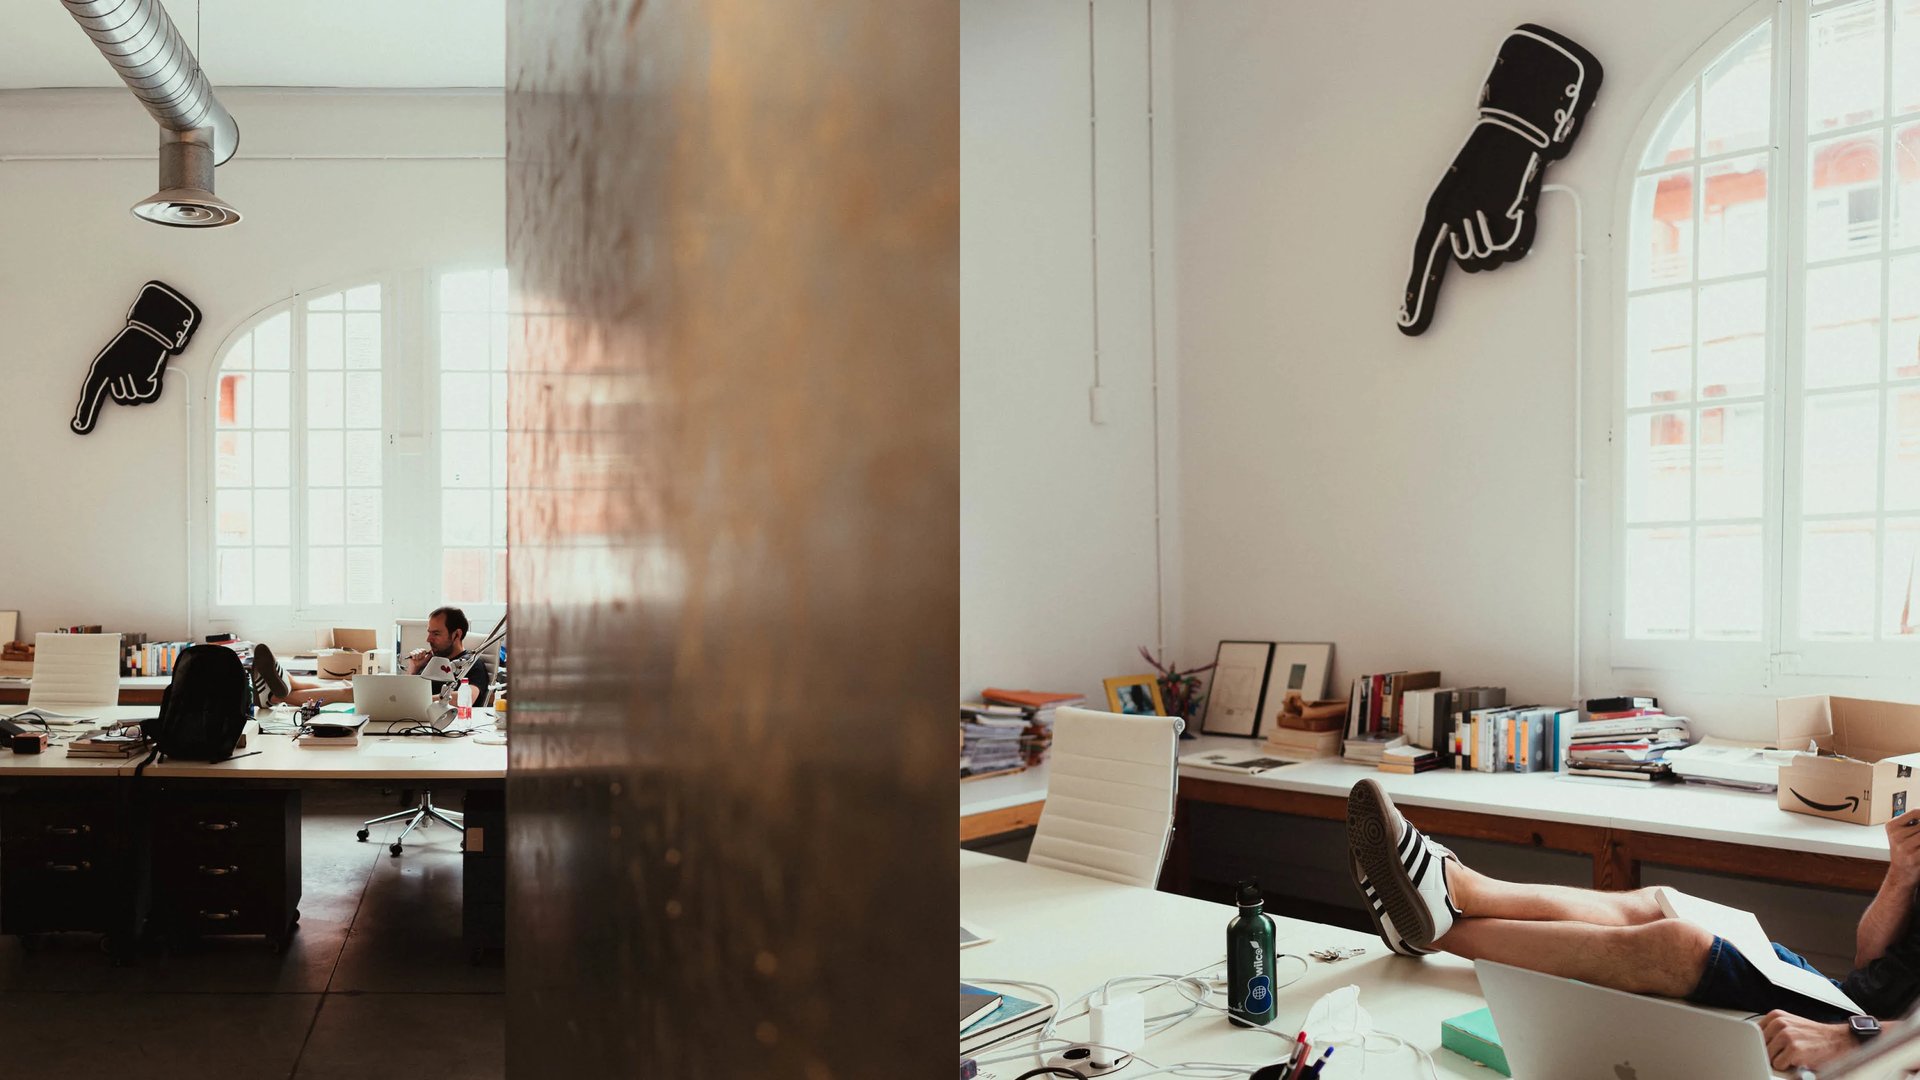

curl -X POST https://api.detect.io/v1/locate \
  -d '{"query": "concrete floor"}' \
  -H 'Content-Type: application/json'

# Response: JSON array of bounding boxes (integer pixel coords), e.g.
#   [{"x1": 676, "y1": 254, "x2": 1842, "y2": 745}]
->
[{"x1": 0, "y1": 789, "x2": 504, "y2": 1080}]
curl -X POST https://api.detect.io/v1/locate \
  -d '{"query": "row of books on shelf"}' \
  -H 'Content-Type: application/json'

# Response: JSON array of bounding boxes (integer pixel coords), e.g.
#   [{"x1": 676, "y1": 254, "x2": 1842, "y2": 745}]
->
[
  {"x1": 958, "y1": 688, "x2": 1084, "y2": 778},
  {"x1": 1286, "y1": 684, "x2": 1697, "y2": 783}
]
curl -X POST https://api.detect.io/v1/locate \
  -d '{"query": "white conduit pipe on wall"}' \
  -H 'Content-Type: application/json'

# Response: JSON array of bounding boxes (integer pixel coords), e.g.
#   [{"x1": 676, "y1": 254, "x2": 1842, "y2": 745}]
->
[
  {"x1": 175, "y1": 365, "x2": 193, "y2": 641},
  {"x1": 1540, "y1": 183, "x2": 1585, "y2": 706}
]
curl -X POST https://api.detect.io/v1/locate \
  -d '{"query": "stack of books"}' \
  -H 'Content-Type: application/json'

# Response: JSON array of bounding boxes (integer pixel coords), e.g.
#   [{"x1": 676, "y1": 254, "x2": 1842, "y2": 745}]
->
[
  {"x1": 981, "y1": 688, "x2": 1085, "y2": 768},
  {"x1": 960, "y1": 702, "x2": 1029, "y2": 778},
  {"x1": 960, "y1": 983, "x2": 1054, "y2": 1056},
  {"x1": 1565, "y1": 696, "x2": 1692, "y2": 782},
  {"x1": 1342, "y1": 733, "x2": 1407, "y2": 765},
  {"x1": 1379, "y1": 743, "x2": 1440, "y2": 775},
  {"x1": 1264, "y1": 724, "x2": 1341, "y2": 761},
  {"x1": 65, "y1": 727, "x2": 151, "y2": 759}
]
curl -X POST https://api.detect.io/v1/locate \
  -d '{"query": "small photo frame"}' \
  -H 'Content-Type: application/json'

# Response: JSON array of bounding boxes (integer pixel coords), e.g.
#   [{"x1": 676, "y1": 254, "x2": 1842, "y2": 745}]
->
[
  {"x1": 1265, "y1": 643, "x2": 1333, "y2": 711},
  {"x1": 1198, "y1": 640, "x2": 1275, "y2": 738},
  {"x1": 1104, "y1": 674, "x2": 1166, "y2": 716}
]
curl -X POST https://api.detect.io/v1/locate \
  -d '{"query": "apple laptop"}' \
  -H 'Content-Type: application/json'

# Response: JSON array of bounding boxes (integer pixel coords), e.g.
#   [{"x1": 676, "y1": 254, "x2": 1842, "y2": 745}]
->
[
  {"x1": 1476, "y1": 959, "x2": 1782, "y2": 1080},
  {"x1": 352, "y1": 674, "x2": 448, "y2": 730}
]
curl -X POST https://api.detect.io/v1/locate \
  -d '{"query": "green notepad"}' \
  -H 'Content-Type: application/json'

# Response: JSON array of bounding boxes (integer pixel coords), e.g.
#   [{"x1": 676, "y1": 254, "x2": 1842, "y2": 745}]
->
[{"x1": 1441, "y1": 1007, "x2": 1510, "y2": 1077}]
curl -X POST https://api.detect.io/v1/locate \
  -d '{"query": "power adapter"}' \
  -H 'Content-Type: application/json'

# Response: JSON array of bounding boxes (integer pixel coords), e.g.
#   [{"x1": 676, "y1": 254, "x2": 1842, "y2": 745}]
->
[{"x1": 1088, "y1": 992, "x2": 1145, "y2": 1068}]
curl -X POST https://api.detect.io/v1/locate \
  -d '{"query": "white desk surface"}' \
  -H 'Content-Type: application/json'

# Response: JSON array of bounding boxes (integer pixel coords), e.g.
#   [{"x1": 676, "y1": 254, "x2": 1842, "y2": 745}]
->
[
  {"x1": 0, "y1": 710, "x2": 505, "y2": 781},
  {"x1": 1175, "y1": 735, "x2": 1895, "y2": 864},
  {"x1": 0, "y1": 676, "x2": 173, "y2": 690},
  {"x1": 0, "y1": 705, "x2": 161, "y2": 776},
  {"x1": 960, "y1": 850, "x2": 1483, "y2": 1079},
  {"x1": 961, "y1": 763, "x2": 1049, "y2": 817}
]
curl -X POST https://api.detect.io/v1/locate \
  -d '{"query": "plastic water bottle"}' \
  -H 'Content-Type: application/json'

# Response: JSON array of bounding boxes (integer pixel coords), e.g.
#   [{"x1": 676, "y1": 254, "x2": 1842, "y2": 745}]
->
[{"x1": 457, "y1": 678, "x2": 472, "y2": 721}]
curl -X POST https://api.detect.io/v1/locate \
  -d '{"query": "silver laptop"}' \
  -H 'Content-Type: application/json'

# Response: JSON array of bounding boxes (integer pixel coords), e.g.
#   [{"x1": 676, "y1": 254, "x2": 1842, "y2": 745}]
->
[
  {"x1": 352, "y1": 674, "x2": 448, "y2": 729},
  {"x1": 1477, "y1": 960, "x2": 1780, "y2": 1080}
]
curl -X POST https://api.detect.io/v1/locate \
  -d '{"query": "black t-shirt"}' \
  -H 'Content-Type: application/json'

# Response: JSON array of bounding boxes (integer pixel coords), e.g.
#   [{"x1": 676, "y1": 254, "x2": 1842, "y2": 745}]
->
[
  {"x1": 426, "y1": 652, "x2": 492, "y2": 702},
  {"x1": 1842, "y1": 905, "x2": 1920, "y2": 1018}
]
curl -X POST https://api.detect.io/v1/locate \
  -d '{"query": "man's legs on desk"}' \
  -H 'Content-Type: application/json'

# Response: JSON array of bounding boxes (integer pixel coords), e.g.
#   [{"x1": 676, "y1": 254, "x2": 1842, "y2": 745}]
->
[
  {"x1": 1345, "y1": 778, "x2": 1862, "y2": 1070},
  {"x1": 251, "y1": 643, "x2": 352, "y2": 707}
]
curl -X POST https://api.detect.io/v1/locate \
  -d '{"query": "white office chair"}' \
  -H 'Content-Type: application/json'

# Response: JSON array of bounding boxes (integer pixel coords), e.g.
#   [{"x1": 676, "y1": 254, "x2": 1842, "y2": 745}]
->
[
  {"x1": 27, "y1": 632, "x2": 121, "y2": 711},
  {"x1": 1026, "y1": 707, "x2": 1183, "y2": 889}
]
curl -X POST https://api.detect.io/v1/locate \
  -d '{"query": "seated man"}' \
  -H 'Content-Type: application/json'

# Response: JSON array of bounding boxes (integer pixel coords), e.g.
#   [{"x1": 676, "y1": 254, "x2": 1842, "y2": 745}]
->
[
  {"x1": 1346, "y1": 777, "x2": 1917, "y2": 1072},
  {"x1": 404, "y1": 606, "x2": 492, "y2": 704}
]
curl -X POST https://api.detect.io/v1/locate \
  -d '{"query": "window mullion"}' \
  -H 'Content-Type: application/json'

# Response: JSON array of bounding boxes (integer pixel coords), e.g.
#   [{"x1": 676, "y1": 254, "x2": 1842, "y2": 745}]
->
[
  {"x1": 1775, "y1": 0, "x2": 1812, "y2": 660},
  {"x1": 291, "y1": 297, "x2": 309, "y2": 618}
]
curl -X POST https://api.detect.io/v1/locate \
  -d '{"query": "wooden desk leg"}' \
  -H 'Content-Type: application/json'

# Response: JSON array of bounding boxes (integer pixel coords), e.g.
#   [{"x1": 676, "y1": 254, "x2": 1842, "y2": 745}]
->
[
  {"x1": 1593, "y1": 829, "x2": 1639, "y2": 891},
  {"x1": 1162, "y1": 797, "x2": 1193, "y2": 896}
]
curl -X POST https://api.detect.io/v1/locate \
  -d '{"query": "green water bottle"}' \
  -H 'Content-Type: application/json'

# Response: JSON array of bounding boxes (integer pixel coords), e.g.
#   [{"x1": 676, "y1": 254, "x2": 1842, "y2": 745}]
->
[{"x1": 1227, "y1": 878, "x2": 1277, "y2": 1027}]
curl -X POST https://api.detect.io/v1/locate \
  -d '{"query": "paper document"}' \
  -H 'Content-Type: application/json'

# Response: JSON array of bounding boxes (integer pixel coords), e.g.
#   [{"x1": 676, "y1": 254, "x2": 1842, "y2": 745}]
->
[
  {"x1": 1, "y1": 708, "x2": 101, "y2": 726},
  {"x1": 1656, "y1": 887, "x2": 1863, "y2": 1016},
  {"x1": 1667, "y1": 739, "x2": 1802, "y2": 788},
  {"x1": 1179, "y1": 750, "x2": 1298, "y2": 775}
]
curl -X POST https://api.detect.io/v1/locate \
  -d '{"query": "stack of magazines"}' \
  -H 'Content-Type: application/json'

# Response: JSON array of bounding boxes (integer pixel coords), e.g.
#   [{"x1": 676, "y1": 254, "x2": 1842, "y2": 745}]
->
[
  {"x1": 1565, "y1": 697, "x2": 1691, "y2": 782},
  {"x1": 959, "y1": 704, "x2": 1027, "y2": 778}
]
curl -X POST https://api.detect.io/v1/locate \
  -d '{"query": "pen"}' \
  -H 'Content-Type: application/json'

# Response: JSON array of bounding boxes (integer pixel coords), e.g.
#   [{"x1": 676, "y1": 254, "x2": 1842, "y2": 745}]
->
[
  {"x1": 218, "y1": 750, "x2": 262, "y2": 762},
  {"x1": 1290, "y1": 1035, "x2": 1312, "y2": 1074},
  {"x1": 1300, "y1": 1047, "x2": 1334, "y2": 1080}
]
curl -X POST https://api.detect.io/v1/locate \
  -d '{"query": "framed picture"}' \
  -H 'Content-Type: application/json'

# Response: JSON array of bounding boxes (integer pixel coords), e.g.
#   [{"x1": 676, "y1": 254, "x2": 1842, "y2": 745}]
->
[
  {"x1": 1103, "y1": 674, "x2": 1166, "y2": 716},
  {"x1": 1264, "y1": 643, "x2": 1334, "y2": 719},
  {"x1": 1198, "y1": 640, "x2": 1275, "y2": 738}
]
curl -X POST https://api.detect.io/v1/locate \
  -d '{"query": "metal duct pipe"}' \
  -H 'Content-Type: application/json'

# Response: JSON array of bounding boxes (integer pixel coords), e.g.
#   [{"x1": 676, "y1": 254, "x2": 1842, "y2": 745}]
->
[{"x1": 61, "y1": 0, "x2": 242, "y2": 227}]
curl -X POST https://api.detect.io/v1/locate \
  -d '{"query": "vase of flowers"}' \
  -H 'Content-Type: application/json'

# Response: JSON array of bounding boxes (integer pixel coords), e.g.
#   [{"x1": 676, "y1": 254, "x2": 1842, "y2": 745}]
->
[{"x1": 1139, "y1": 646, "x2": 1212, "y2": 736}]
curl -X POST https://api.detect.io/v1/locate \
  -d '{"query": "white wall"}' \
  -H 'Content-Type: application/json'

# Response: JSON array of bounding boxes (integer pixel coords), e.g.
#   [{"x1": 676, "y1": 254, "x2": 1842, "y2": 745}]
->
[
  {"x1": 0, "y1": 89, "x2": 503, "y2": 648},
  {"x1": 1164, "y1": 0, "x2": 1835, "y2": 738},
  {"x1": 961, "y1": 0, "x2": 1181, "y2": 702}
]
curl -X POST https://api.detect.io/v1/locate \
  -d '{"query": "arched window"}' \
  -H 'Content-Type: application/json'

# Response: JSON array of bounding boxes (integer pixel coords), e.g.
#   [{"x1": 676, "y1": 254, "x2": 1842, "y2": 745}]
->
[
  {"x1": 1619, "y1": 0, "x2": 1920, "y2": 677},
  {"x1": 207, "y1": 269, "x2": 508, "y2": 631}
]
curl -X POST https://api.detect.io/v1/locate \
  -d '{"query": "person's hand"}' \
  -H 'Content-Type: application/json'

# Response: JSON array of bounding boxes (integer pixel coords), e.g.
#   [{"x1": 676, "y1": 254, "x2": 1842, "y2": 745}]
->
[
  {"x1": 406, "y1": 649, "x2": 430, "y2": 675},
  {"x1": 1759, "y1": 1012, "x2": 1855, "y2": 1071},
  {"x1": 1885, "y1": 809, "x2": 1920, "y2": 886}
]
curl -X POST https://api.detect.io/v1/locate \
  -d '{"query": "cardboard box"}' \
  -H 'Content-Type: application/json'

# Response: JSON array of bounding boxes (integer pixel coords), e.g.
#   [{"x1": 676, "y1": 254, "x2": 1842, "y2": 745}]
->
[{"x1": 1775, "y1": 695, "x2": 1920, "y2": 825}]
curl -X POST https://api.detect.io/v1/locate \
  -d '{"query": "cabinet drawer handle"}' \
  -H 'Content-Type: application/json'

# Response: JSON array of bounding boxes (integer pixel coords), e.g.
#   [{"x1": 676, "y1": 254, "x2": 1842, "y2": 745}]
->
[
  {"x1": 199, "y1": 909, "x2": 239, "y2": 922},
  {"x1": 195, "y1": 820, "x2": 240, "y2": 832},
  {"x1": 45, "y1": 861, "x2": 90, "y2": 873},
  {"x1": 44, "y1": 825, "x2": 90, "y2": 837},
  {"x1": 198, "y1": 864, "x2": 240, "y2": 877}
]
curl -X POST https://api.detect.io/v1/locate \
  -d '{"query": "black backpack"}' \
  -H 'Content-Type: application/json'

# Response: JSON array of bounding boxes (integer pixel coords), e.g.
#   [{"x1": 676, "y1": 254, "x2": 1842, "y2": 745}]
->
[{"x1": 146, "y1": 644, "x2": 251, "y2": 762}]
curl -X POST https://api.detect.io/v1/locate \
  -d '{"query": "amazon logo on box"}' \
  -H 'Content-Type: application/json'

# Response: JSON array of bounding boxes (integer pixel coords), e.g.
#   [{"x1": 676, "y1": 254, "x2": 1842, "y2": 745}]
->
[{"x1": 1775, "y1": 695, "x2": 1920, "y2": 825}]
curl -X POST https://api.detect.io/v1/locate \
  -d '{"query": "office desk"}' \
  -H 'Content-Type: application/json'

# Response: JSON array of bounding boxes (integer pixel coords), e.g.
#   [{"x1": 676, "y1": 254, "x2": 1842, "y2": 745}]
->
[
  {"x1": 1169, "y1": 737, "x2": 1892, "y2": 895},
  {"x1": 0, "y1": 715, "x2": 507, "y2": 957},
  {"x1": 960, "y1": 764, "x2": 1048, "y2": 842},
  {"x1": 961, "y1": 850, "x2": 1483, "y2": 1079},
  {"x1": 0, "y1": 676, "x2": 173, "y2": 706}
]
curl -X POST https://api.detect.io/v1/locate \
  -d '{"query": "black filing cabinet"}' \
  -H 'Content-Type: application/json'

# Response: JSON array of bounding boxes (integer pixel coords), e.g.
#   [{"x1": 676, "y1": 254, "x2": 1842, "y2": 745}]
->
[
  {"x1": 148, "y1": 789, "x2": 301, "y2": 949},
  {"x1": 463, "y1": 788, "x2": 505, "y2": 959},
  {"x1": 0, "y1": 787, "x2": 145, "y2": 944}
]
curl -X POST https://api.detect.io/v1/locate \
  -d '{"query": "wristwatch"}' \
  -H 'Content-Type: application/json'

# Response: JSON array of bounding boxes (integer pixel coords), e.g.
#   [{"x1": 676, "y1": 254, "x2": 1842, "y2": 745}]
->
[{"x1": 1849, "y1": 1015, "x2": 1882, "y2": 1041}]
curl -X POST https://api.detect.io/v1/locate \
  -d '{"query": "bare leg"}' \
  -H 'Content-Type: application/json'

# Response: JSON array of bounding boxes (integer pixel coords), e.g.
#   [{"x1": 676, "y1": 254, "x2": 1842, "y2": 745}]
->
[
  {"x1": 283, "y1": 680, "x2": 352, "y2": 706},
  {"x1": 1447, "y1": 861, "x2": 1665, "y2": 926},
  {"x1": 1440, "y1": 917, "x2": 1713, "y2": 998}
]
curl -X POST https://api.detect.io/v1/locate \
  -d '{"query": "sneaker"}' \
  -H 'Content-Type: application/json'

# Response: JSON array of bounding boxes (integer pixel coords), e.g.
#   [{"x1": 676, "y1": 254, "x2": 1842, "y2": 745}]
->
[
  {"x1": 252, "y1": 643, "x2": 290, "y2": 706},
  {"x1": 1349, "y1": 853, "x2": 1432, "y2": 957},
  {"x1": 1347, "y1": 778, "x2": 1462, "y2": 952}
]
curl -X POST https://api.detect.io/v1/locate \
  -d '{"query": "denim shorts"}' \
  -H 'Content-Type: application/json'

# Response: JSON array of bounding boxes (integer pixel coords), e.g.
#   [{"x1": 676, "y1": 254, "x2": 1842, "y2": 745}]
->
[{"x1": 1686, "y1": 935, "x2": 1854, "y2": 1024}]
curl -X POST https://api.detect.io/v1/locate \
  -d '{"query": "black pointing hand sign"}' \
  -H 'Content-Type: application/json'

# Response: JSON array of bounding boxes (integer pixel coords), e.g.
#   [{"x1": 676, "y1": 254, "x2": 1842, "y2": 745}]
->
[
  {"x1": 1396, "y1": 25, "x2": 1603, "y2": 336},
  {"x1": 71, "y1": 281, "x2": 201, "y2": 435}
]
